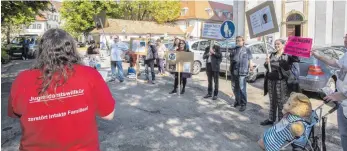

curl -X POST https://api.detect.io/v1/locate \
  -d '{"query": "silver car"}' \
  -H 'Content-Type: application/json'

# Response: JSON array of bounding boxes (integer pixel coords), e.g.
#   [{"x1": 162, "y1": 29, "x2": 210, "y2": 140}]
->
[
  {"x1": 220, "y1": 41, "x2": 276, "y2": 82},
  {"x1": 299, "y1": 46, "x2": 344, "y2": 98}
]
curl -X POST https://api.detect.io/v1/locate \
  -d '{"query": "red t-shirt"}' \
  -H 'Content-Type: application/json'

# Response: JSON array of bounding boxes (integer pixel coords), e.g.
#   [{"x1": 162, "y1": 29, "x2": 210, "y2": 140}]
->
[{"x1": 8, "y1": 64, "x2": 115, "y2": 151}]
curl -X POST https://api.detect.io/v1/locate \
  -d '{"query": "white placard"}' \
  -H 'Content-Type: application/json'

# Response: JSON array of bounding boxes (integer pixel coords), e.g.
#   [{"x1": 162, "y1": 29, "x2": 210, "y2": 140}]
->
[
  {"x1": 250, "y1": 6, "x2": 274, "y2": 35},
  {"x1": 201, "y1": 23, "x2": 223, "y2": 40}
]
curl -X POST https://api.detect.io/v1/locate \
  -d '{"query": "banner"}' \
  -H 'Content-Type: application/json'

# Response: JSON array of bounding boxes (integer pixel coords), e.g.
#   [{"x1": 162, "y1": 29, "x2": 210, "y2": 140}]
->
[
  {"x1": 284, "y1": 36, "x2": 313, "y2": 58},
  {"x1": 130, "y1": 38, "x2": 148, "y2": 55},
  {"x1": 166, "y1": 51, "x2": 194, "y2": 73}
]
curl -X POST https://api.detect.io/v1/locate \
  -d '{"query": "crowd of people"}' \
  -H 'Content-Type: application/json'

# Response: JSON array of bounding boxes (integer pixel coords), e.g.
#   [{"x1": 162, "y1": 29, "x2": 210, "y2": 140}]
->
[{"x1": 7, "y1": 28, "x2": 347, "y2": 151}]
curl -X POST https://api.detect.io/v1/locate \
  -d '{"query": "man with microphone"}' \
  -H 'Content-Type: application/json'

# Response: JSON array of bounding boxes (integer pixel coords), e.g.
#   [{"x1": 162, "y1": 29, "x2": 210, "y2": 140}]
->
[{"x1": 203, "y1": 41, "x2": 222, "y2": 100}]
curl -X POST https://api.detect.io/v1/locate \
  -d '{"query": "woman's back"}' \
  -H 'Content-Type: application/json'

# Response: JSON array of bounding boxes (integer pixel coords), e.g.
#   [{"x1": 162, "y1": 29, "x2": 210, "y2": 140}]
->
[
  {"x1": 8, "y1": 29, "x2": 115, "y2": 151},
  {"x1": 9, "y1": 65, "x2": 115, "y2": 151}
]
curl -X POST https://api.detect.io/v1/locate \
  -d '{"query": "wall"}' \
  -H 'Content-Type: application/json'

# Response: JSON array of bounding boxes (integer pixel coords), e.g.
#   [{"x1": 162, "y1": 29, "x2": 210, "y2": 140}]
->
[
  {"x1": 332, "y1": 1, "x2": 346, "y2": 45},
  {"x1": 307, "y1": 1, "x2": 315, "y2": 39},
  {"x1": 325, "y1": 0, "x2": 333, "y2": 45},
  {"x1": 285, "y1": 1, "x2": 303, "y2": 15},
  {"x1": 314, "y1": 1, "x2": 327, "y2": 45},
  {"x1": 22, "y1": 21, "x2": 46, "y2": 36}
]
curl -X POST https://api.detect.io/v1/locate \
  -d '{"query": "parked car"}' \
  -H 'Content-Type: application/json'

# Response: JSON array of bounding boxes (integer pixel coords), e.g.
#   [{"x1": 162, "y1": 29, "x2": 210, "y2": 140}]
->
[
  {"x1": 298, "y1": 46, "x2": 344, "y2": 98},
  {"x1": 220, "y1": 41, "x2": 276, "y2": 82},
  {"x1": 76, "y1": 41, "x2": 86, "y2": 48},
  {"x1": 6, "y1": 36, "x2": 39, "y2": 59}
]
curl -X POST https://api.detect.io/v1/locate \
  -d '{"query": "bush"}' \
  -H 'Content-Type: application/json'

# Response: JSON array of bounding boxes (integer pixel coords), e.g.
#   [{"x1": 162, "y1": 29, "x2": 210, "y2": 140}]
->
[{"x1": 1, "y1": 45, "x2": 10, "y2": 64}]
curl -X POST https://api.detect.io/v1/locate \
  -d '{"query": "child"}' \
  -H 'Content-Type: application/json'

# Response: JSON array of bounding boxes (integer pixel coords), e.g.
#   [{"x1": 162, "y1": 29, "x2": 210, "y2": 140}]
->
[{"x1": 127, "y1": 59, "x2": 136, "y2": 79}]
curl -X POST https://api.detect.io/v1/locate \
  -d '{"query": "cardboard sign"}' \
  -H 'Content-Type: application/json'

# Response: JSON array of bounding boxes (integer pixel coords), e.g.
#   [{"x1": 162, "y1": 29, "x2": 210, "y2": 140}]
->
[
  {"x1": 284, "y1": 36, "x2": 313, "y2": 58},
  {"x1": 201, "y1": 22, "x2": 224, "y2": 40},
  {"x1": 166, "y1": 51, "x2": 194, "y2": 73},
  {"x1": 245, "y1": 1, "x2": 279, "y2": 38},
  {"x1": 130, "y1": 38, "x2": 148, "y2": 55}
]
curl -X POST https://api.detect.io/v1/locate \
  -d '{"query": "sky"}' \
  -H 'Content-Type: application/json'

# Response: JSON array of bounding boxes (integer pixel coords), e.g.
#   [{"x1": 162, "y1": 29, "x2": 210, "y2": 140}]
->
[{"x1": 210, "y1": 0, "x2": 234, "y2": 5}]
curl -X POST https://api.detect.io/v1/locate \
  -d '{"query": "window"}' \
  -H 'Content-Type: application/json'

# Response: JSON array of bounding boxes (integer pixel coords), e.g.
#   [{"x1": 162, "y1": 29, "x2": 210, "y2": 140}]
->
[
  {"x1": 286, "y1": 13, "x2": 304, "y2": 22},
  {"x1": 181, "y1": 7, "x2": 188, "y2": 16},
  {"x1": 191, "y1": 42, "x2": 199, "y2": 50},
  {"x1": 32, "y1": 24, "x2": 37, "y2": 29},
  {"x1": 198, "y1": 41, "x2": 209, "y2": 51},
  {"x1": 37, "y1": 24, "x2": 42, "y2": 29},
  {"x1": 205, "y1": 8, "x2": 213, "y2": 16},
  {"x1": 54, "y1": 15, "x2": 58, "y2": 21}
]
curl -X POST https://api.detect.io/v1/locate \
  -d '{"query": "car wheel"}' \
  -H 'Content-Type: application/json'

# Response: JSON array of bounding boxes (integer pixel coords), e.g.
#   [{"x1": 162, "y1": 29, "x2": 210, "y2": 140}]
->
[
  {"x1": 319, "y1": 78, "x2": 336, "y2": 99},
  {"x1": 192, "y1": 61, "x2": 201, "y2": 75}
]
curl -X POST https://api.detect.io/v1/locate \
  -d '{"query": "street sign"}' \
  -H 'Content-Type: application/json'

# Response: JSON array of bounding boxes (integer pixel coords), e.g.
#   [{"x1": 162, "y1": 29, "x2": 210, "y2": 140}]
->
[
  {"x1": 220, "y1": 20, "x2": 235, "y2": 39},
  {"x1": 201, "y1": 22, "x2": 223, "y2": 40}
]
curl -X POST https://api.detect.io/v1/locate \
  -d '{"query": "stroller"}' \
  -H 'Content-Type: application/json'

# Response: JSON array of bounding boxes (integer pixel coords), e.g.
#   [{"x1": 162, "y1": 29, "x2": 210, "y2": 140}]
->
[{"x1": 280, "y1": 99, "x2": 340, "y2": 151}]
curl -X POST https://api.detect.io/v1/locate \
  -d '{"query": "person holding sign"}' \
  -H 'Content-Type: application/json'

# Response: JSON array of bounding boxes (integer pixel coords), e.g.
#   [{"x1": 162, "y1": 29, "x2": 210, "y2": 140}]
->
[
  {"x1": 261, "y1": 39, "x2": 300, "y2": 126},
  {"x1": 169, "y1": 40, "x2": 191, "y2": 95},
  {"x1": 203, "y1": 42, "x2": 222, "y2": 100},
  {"x1": 229, "y1": 36, "x2": 253, "y2": 112},
  {"x1": 312, "y1": 34, "x2": 347, "y2": 151}
]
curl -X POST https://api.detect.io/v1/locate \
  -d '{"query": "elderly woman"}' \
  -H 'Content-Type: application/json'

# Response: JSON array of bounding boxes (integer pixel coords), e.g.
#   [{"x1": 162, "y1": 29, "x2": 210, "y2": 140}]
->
[
  {"x1": 156, "y1": 39, "x2": 167, "y2": 75},
  {"x1": 261, "y1": 39, "x2": 300, "y2": 126},
  {"x1": 169, "y1": 39, "x2": 191, "y2": 94}
]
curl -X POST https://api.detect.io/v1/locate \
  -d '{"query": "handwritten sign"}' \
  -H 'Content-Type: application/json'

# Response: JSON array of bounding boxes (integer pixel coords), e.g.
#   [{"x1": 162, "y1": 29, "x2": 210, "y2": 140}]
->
[
  {"x1": 201, "y1": 23, "x2": 223, "y2": 40},
  {"x1": 284, "y1": 36, "x2": 313, "y2": 58}
]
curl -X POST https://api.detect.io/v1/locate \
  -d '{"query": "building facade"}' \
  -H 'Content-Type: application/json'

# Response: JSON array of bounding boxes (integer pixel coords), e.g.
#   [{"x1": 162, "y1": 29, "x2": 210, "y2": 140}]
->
[
  {"x1": 21, "y1": 1, "x2": 62, "y2": 36},
  {"x1": 234, "y1": 0, "x2": 347, "y2": 46},
  {"x1": 176, "y1": 1, "x2": 233, "y2": 39}
]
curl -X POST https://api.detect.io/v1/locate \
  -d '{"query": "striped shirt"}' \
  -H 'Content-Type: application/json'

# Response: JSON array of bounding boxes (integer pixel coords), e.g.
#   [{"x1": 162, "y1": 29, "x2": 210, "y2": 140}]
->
[{"x1": 263, "y1": 114, "x2": 307, "y2": 151}]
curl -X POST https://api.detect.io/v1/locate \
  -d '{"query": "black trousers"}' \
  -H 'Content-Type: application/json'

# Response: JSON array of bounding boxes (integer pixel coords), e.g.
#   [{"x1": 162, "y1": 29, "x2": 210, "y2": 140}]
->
[
  {"x1": 22, "y1": 47, "x2": 28, "y2": 59},
  {"x1": 174, "y1": 73, "x2": 186, "y2": 90},
  {"x1": 206, "y1": 63, "x2": 219, "y2": 96},
  {"x1": 145, "y1": 59, "x2": 155, "y2": 81}
]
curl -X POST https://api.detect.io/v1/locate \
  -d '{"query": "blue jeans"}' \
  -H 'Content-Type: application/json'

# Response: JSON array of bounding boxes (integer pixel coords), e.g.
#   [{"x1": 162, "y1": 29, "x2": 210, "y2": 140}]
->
[
  {"x1": 231, "y1": 75, "x2": 247, "y2": 106},
  {"x1": 337, "y1": 105, "x2": 347, "y2": 151},
  {"x1": 111, "y1": 61, "x2": 124, "y2": 81}
]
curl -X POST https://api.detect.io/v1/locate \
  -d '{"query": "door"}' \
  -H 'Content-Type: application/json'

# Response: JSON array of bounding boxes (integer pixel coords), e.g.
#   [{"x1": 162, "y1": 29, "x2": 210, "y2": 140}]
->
[{"x1": 190, "y1": 41, "x2": 205, "y2": 68}]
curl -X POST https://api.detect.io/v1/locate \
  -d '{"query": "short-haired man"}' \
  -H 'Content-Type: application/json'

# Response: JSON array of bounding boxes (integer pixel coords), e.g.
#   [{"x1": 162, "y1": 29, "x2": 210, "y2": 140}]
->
[
  {"x1": 229, "y1": 36, "x2": 254, "y2": 112},
  {"x1": 203, "y1": 41, "x2": 222, "y2": 100},
  {"x1": 110, "y1": 35, "x2": 128, "y2": 82},
  {"x1": 313, "y1": 34, "x2": 347, "y2": 151}
]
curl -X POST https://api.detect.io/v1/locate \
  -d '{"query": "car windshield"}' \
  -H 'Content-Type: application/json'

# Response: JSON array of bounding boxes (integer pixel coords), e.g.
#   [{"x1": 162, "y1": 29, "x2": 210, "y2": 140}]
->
[{"x1": 11, "y1": 37, "x2": 24, "y2": 45}]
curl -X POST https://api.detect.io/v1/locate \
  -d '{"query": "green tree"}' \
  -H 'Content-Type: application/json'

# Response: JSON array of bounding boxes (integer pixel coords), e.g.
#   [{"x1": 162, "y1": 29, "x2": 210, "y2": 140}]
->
[
  {"x1": 60, "y1": 1, "x2": 181, "y2": 37},
  {"x1": 60, "y1": 1, "x2": 121, "y2": 39},
  {"x1": 1, "y1": 1, "x2": 51, "y2": 44}
]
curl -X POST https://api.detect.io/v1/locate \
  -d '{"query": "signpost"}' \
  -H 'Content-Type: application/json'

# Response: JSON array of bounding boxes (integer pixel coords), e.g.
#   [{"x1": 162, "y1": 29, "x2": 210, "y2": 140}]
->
[
  {"x1": 245, "y1": 1, "x2": 279, "y2": 72},
  {"x1": 220, "y1": 20, "x2": 235, "y2": 80}
]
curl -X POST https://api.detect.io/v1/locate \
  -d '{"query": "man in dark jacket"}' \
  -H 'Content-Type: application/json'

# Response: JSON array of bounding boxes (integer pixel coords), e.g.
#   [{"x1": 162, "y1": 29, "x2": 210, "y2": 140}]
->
[
  {"x1": 203, "y1": 42, "x2": 222, "y2": 100},
  {"x1": 145, "y1": 39, "x2": 158, "y2": 84},
  {"x1": 230, "y1": 36, "x2": 254, "y2": 112}
]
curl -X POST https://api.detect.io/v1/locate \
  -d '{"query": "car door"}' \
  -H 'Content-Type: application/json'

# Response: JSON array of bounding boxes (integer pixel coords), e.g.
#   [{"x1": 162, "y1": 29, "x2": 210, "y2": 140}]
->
[{"x1": 249, "y1": 44, "x2": 267, "y2": 73}]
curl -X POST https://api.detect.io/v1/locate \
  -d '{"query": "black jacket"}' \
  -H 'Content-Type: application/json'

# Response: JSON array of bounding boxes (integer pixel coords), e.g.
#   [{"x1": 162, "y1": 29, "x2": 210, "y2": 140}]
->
[{"x1": 203, "y1": 45, "x2": 222, "y2": 72}]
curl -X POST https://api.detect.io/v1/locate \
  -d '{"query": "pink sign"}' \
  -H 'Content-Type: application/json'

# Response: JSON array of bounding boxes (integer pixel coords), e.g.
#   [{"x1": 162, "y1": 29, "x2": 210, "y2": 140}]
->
[{"x1": 284, "y1": 36, "x2": 313, "y2": 58}]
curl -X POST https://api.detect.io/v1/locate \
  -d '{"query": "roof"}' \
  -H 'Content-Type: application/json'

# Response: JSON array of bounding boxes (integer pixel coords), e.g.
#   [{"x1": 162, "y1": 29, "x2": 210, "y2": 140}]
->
[
  {"x1": 178, "y1": 1, "x2": 233, "y2": 22},
  {"x1": 50, "y1": 1, "x2": 62, "y2": 12},
  {"x1": 91, "y1": 19, "x2": 185, "y2": 35},
  {"x1": 36, "y1": 15, "x2": 47, "y2": 21}
]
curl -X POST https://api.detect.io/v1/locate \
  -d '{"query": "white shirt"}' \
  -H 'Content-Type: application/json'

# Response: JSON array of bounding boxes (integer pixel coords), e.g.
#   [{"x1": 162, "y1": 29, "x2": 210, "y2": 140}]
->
[
  {"x1": 336, "y1": 49, "x2": 347, "y2": 117},
  {"x1": 110, "y1": 42, "x2": 128, "y2": 61}
]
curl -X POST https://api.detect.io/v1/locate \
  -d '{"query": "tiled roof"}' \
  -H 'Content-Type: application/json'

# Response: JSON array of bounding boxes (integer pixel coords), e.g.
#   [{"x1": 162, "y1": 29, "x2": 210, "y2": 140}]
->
[
  {"x1": 91, "y1": 19, "x2": 184, "y2": 35},
  {"x1": 178, "y1": 1, "x2": 233, "y2": 22},
  {"x1": 36, "y1": 15, "x2": 47, "y2": 21}
]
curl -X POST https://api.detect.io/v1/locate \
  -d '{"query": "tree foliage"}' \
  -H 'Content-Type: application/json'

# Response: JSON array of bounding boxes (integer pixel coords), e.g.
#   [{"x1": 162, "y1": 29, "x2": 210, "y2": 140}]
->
[
  {"x1": 1, "y1": 1, "x2": 51, "y2": 44},
  {"x1": 60, "y1": 1, "x2": 181, "y2": 36}
]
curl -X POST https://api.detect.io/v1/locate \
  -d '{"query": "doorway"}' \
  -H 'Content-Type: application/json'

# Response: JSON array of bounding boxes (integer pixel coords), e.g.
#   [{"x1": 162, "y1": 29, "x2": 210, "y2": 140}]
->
[{"x1": 286, "y1": 24, "x2": 302, "y2": 37}]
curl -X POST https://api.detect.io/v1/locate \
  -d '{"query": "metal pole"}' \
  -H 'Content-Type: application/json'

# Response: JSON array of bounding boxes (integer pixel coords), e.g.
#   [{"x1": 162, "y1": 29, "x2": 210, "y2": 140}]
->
[
  {"x1": 263, "y1": 36, "x2": 271, "y2": 72},
  {"x1": 225, "y1": 39, "x2": 228, "y2": 80},
  {"x1": 178, "y1": 62, "x2": 181, "y2": 96}
]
